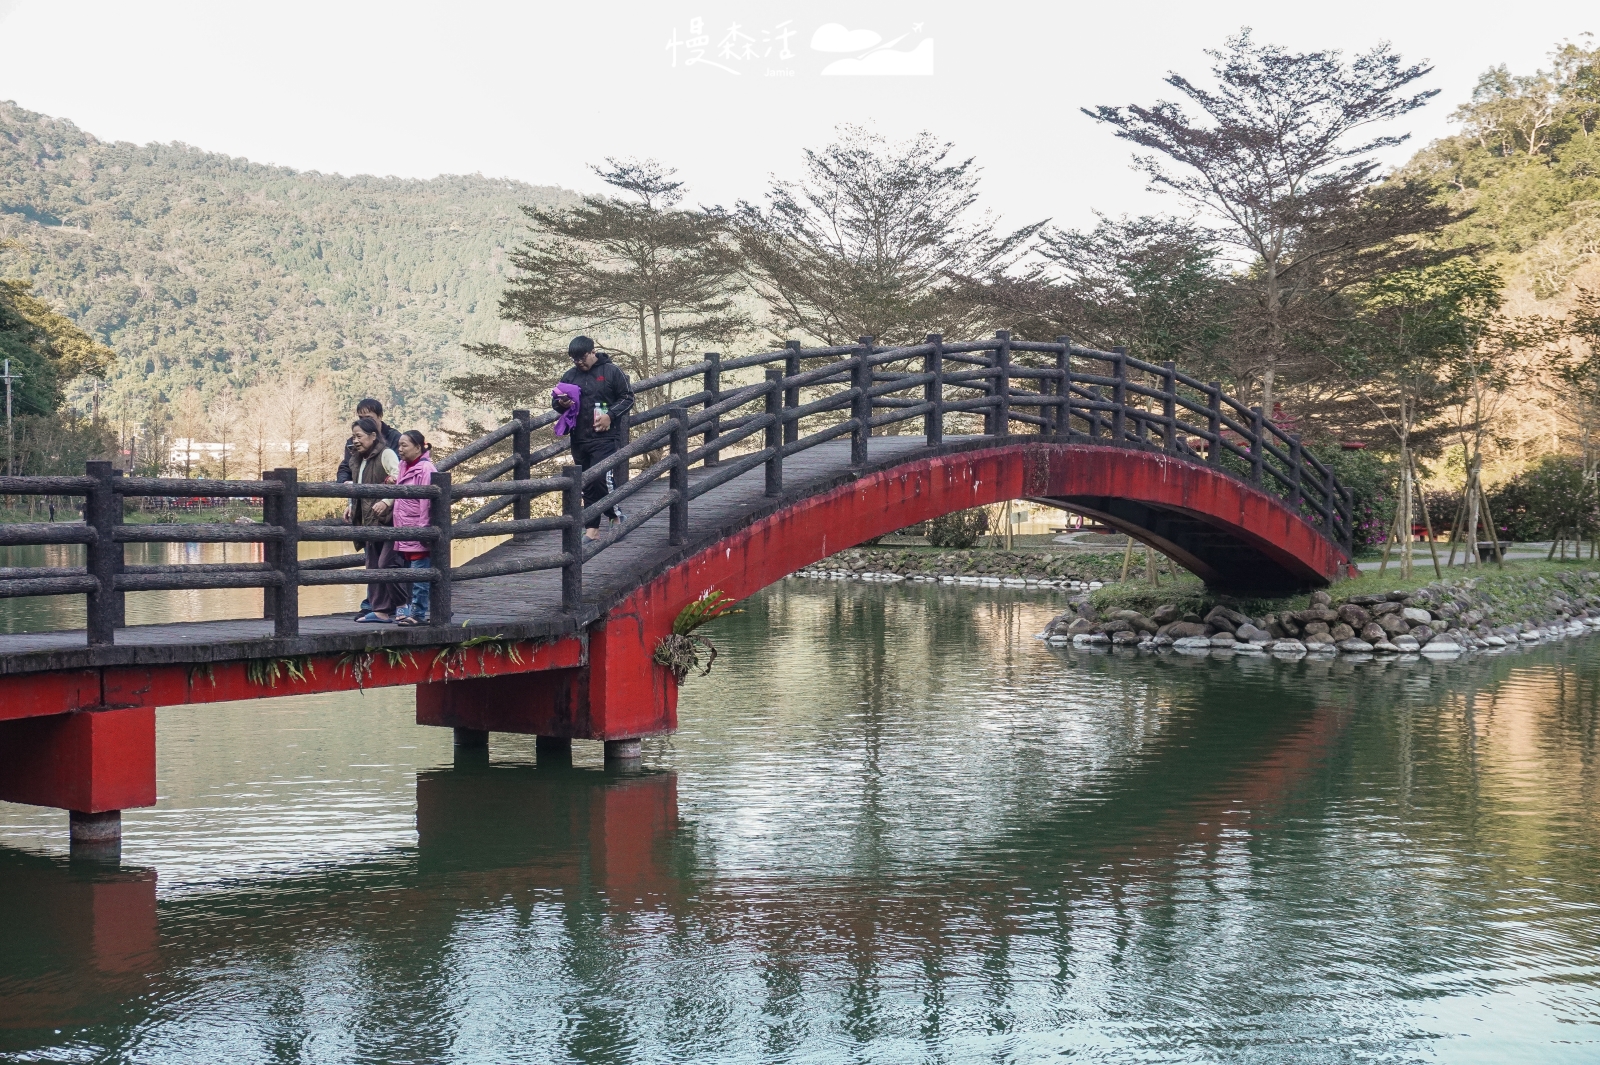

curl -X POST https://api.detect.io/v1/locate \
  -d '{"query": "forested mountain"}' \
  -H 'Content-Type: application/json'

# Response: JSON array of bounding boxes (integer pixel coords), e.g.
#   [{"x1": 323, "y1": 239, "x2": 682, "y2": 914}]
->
[{"x1": 0, "y1": 101, "x2": 569, "y2": 430}]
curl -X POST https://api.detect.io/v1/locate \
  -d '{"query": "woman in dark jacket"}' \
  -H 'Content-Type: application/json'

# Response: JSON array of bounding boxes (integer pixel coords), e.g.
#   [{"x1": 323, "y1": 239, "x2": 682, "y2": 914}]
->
[{"x1": 344, "y1": 417, "x2": 407, "y2": 623}]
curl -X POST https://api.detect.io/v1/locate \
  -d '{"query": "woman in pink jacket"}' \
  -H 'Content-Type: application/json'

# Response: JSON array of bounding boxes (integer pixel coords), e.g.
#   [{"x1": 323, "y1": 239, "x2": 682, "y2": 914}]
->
[{"x1": 392, "y1": 430, "x2": 438, "y2": 625}]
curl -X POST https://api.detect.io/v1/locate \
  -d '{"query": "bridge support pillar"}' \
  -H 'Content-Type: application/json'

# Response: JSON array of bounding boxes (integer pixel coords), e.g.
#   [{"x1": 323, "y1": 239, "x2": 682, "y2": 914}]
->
[
  {"x1": 604, "y1": 738, "x2": 642, "y2": 763},
  {"x1": 0, "y1": 706, "x2": 156, "y2": 846},
  {"x1": 452, "y1": 727, "x2": 488, "y2": 748}
]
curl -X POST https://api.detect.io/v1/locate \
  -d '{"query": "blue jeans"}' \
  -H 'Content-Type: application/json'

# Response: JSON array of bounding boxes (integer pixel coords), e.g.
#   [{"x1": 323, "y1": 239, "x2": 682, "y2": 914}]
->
[{"x1": 405, "y1": 555, "x2": 431, "y2": 620}]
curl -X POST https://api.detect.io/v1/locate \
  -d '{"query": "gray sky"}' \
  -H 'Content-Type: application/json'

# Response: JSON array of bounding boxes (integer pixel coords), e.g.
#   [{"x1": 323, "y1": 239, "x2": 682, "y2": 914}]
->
[{"x1": 1, "y1": 0, "x2": 1593, "y2": 230}]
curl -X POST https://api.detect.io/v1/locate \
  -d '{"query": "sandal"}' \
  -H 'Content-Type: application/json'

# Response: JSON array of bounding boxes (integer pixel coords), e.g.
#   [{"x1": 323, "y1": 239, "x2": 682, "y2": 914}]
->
[
  {"x1": 396, "y1": 615, "x2": 420, "y2": 626},
  {"x1": 356, "y1": 612, "x2": 394, "y2": 624}
]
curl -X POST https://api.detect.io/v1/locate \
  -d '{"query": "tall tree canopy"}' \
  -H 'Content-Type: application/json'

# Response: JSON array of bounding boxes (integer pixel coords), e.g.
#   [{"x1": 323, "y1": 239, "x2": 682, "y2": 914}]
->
[
  {"x1": 730, "y1": 126, "x2": 1041, "y2": 345},
  {"x1": 978, "y1": 214, "x2": 1232, "y2": 372},
  {"x1": 0, "y1": 243, "x2": 114, "y2": 415},
  {"x1": 450, "y1": 159, "x2": 746, "y2": 412},
  {"x1": 1085, "y1": 31, "x2": 1444, "y2": 413}
]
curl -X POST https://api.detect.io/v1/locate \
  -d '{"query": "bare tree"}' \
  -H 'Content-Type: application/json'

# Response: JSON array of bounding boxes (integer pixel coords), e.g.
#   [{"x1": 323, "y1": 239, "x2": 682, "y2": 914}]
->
[{"x1": 207, "y1": 385, "x2": 238, "y2": 480}]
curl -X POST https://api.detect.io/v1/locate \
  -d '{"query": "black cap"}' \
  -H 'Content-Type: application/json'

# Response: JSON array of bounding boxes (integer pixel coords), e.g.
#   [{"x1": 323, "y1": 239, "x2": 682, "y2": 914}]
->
[{"x1": 568, "y1": 336, "x2": 595, "y2": 358}]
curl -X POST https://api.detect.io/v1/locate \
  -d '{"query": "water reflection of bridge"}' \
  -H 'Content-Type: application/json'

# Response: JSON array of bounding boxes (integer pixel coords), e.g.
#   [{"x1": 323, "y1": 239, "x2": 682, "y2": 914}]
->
[{"x1": 0, "y1": 686, "x2": 1352, "y2": 1050}]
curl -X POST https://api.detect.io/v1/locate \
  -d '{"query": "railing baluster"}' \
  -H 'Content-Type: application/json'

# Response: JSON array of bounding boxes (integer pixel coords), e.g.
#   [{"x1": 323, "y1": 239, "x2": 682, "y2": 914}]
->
[
  {"x1": 1341, "y1": 486, "x2": 1355, "y2": 554},
  {"x1": 1111, "y1": 346, "x2": 1128, "y2": 443},
  {"x1": 1249, "y1": 406, "x2": 1265, "y2": 486},
  {"x1": 84, "y1": 461, "x2": 117, "y2": 647},
  {"x1": 1207, "y1": 382, "x2": 1222, "y2": 466},
  {"x1": 924, "y1": 333, "x2": 943, "y2": 446},
  {"x1": 1319, "y1": 464, "x2": 1336, "y2": 535},
  {"x1": 431, "y1": 471, "x2": 452, "y2": 624},
  {"x1": 852, "y1": 336, "x2": 872, "y2": 467},
  {"x1": 784, "y1": 341, "x2": 801, "y2": 446},
  {"x1": 669, "y1": 407, "x2": 689, "y2": 546},
  {"x1": 764, "y1": 370, "x2": 783, "y2": 497},
  {"x1": 1054, "y1": 337, "x2": 1072, "y2": 443},
  {"x1": 109, "y1": 468, "x2": 125, "y2": 629},
  {"x1": 702, "y1": 351, "x2": 721, "y2": 468},
  {"x1": 261, "y1": 468, "x2": 278, "y2": 622},
  {"x1": 561, "y1": 465, "x2": 583, "y2": 611},
  {"x1": 994, "y1": 330, "x2": 1012, "y2": 437},
  {"x1": 1162, "y1": 361, "x2": 1177, "y2": 454},
  {"x1": 1288, "y1": 435, "x2": 1304, "y2": 510},
  {"x1": 511, "y1": 408, "x2": 531, "y2": 533},
  {"x1": 266, "y1": 469, "x2": 299, "y2": 637}
]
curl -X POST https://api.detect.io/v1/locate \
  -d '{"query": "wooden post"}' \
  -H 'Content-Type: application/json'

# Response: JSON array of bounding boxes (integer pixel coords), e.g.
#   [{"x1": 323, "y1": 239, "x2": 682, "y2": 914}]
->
[
  {"x1": 1399, "y1": 451, "x2": 1414, "y2": 580},
  {"x1": 1248, "y1": 407, "x2": 1264, "y2": 486},
  {"x1": 267, "y1": 469, "x2": 300, "y2": 638},
  {"x1": 1161, "y1": 361, "x2": 1177, "y2": 453},
  {"x1": 1320, "y1": 465, "x2": 1336, "y2": 539},
  {"x1": 1341, "y1": 486, "x2": 1355, "y2": 555},
  {"x1": 1462, "y1": 465, "x2": 1483, "y2": 568},
  {"x1": 994, "y1": 330, "x2": 1012, "y2": 436},
  {"x1": 1207, "y1": 382, "x2": 1222, "y2": 467},
  {"x1": 561, "y1": 465, "x2": 583, "y2": 611},
  {"x1": 1054, "y1": 337, "x2": 1072, "y2": 443},
  {"x1": 84, "y1": 460, "x2": 118, "y2": 648},
  {"x1": 783, "y1": 341, "x2": 801, "y2": 446},
  {"x1": 1119, "y1": 536, "x2": 1135, "y2": 582},
  {"x1": 430, "y1": 471, "x2": 452, "y2": 623},
  {"x1": 1410, "y1": 452, "x2": 1442, "y2": 578},
  {"x1": 1146, "y1": 544, "x2": 1159, "y2": 587},
  {"x1": 702, "y1": 351, "x2": 721, "y2": 468},
  {"x1": 1111, "y1": 346, "x2": 1128, "y2": 443},
  {"x1": 764, "y1": 370, "x2": 783, "y2": 497},
  {"x1": 669, "y1": 407, "x2": 689, "y2": 546},
  {"x1": 852, "y1": 336, "x2": 872, "y2": 468},
  {"x1": 923, "y1": 333, "x2": 943, "y2": 446},
  {"x1": 109, "y1": 469, "x2": 125, "y2": 629},
  {"x1": 1479, "y1": 481, "x2": 1505, "y2": 567},
  {"x1": 260, "y1": 469, "x2": 278, "y2": 621},
  {"x1": 511, "y1": 408, "x2": 531, "y2": 527},
  {"x1": 1288, "y1": 435, "x2": 1303, "y2": 510}
]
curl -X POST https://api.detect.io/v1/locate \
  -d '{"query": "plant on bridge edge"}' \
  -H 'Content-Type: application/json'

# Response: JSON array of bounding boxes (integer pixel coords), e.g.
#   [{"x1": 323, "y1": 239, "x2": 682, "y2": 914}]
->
[
  {"x1": 336, "y1": 647, "x2": 419, "y2": 692},
  {"x1": 245, "y1": 655, "x2": 316, "y2": 688},
  {"x1": 432, "y1": 630, "x2": 526, "y2": 681},
  {"x1": 654, "y1": 589, "x2": 743, "y2": 684}
]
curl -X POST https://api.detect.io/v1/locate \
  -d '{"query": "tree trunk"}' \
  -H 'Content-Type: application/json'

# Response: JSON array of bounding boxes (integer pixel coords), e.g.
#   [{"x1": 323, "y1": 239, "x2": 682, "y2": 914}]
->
[{"x1": 1261, "y1": 255, "x2": 1280, "y2": 416}]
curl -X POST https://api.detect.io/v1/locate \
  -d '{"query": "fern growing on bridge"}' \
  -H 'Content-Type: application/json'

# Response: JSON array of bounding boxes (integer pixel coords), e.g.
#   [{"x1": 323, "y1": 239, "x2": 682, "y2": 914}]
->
[{"x1": 654, "y1": 590, "x2": 743, "y2": 684}]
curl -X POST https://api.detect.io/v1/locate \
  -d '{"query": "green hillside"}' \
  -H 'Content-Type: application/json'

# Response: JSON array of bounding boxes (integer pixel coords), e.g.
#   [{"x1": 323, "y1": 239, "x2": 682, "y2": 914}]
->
[{"x1": 0, "y1": 100, "x2": 569, "y2": 428}]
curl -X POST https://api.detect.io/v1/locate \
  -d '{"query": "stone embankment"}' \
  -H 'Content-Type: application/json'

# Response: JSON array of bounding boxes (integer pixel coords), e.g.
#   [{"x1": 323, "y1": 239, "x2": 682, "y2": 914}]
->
[{"x1": 1043, "y1": 571, "x2": 1600, "y2": 658}]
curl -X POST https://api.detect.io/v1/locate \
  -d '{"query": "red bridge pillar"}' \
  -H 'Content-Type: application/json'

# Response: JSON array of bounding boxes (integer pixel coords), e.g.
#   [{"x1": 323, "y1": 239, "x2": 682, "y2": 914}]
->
[
  {"x1": 0, "y1": 706, "x2": 156, "y2": 852},
  {"x1": 415, "y1": 626, "x2": 676, "y2": 761}
]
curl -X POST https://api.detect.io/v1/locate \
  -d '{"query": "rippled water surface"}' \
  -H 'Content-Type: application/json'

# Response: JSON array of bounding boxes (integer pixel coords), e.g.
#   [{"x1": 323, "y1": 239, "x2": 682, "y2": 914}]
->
[{"x1": 2, "y1": 579, "x2": 1598, "y2": 1063}]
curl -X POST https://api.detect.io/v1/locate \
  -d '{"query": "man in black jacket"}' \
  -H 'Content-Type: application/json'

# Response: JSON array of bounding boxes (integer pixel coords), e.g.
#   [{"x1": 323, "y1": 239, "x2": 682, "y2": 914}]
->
[
  {"x1": 553, "y1": 336, "x2": 635, "y2": 541},
  {"x1": 336, "y1": 398, "x2": 401, "y2": 482}
]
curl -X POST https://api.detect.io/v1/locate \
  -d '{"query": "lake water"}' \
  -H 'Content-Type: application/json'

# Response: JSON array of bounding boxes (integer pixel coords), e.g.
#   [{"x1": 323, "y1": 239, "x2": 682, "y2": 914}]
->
[{"x1": 1, "y1": 575, "x2": 1598, "y2": 1063}]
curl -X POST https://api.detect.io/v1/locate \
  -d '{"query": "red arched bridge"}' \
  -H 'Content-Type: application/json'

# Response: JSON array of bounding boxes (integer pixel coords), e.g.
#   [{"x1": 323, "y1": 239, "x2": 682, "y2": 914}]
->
[{"x1": 0, "y1": 334, "x2": 1354, "y2": 849}]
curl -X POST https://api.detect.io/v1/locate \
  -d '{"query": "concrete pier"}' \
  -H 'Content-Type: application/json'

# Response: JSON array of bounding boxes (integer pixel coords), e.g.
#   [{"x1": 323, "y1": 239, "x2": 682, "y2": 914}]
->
[{"x1": 604, "y1": 738, "x2": 642, "y2": 763}]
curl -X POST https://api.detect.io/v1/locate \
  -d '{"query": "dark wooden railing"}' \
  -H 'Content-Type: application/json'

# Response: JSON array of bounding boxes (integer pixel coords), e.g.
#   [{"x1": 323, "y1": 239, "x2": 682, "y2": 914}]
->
[{"x1": 0, "y1": 334, "x2": 1352, "y2": 646}]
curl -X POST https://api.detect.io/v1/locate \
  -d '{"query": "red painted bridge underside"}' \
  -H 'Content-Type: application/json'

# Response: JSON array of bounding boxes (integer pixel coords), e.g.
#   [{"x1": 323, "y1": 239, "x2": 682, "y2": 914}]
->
[{"x1": 0, "y1": 443, "x2": 1349, "y2": 813}]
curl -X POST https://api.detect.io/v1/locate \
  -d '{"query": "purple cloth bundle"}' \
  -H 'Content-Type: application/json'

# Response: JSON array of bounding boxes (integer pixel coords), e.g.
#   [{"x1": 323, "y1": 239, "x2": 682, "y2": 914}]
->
[{"x1": 553, "y1": 383, "x2": 582, "y2": 436}]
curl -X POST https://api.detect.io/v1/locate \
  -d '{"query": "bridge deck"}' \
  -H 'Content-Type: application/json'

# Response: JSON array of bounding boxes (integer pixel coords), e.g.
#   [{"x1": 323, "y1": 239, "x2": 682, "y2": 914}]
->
[{"x1": 0, "y1": 437, "x2": 937, "y2": 675}]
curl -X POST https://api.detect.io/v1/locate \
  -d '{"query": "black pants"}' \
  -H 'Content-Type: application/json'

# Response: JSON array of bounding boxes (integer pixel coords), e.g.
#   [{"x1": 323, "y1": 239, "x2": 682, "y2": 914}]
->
[{"x1": 574, "y1": 437, "x2": 623, "y2": 529}]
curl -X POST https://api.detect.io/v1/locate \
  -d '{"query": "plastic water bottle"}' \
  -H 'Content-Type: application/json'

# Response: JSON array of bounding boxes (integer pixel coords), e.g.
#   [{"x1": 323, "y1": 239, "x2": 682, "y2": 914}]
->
[{"x1": 594, "y1": 402, "x2": 608, "y2": 430}]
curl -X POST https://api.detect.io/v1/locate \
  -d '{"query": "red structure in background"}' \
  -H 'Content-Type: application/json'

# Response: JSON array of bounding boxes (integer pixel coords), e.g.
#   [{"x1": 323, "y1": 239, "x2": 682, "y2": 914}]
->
[{"x1": 0, "y1": 441, "x2": 1351, "y2": 851}]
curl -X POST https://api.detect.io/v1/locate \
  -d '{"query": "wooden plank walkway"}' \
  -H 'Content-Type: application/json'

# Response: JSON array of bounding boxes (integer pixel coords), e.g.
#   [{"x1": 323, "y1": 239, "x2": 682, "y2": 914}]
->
[{"x1": 0, "y1": 436, "x2": 942, "y2": 675}]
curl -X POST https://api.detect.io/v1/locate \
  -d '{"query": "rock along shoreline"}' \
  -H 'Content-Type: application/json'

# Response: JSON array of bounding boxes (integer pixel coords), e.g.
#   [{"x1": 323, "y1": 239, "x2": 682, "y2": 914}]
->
[{"x1": 1040, "y1": 571, "x2": 1600, "y2": 660}]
